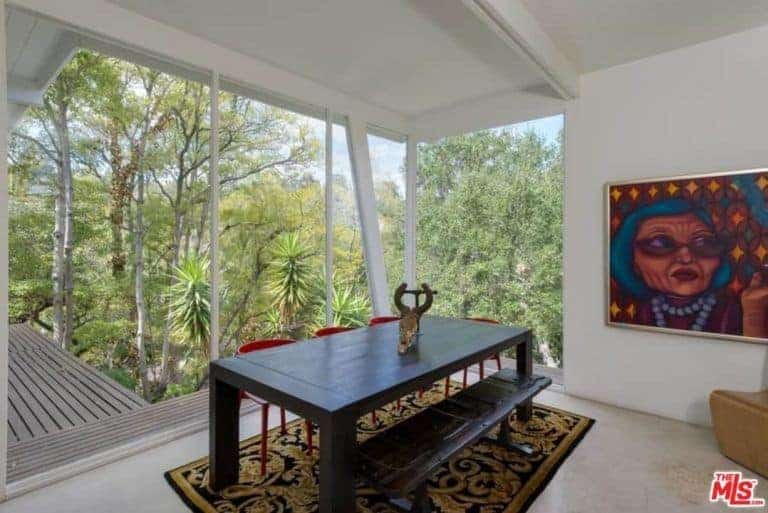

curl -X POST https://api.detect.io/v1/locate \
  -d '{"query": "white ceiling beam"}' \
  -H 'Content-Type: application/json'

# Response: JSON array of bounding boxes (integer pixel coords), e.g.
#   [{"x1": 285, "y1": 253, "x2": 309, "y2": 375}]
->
[
  {"x1": 461, "y1": 0, "x2": 579, "y2": 100},
  {"x1": 32, "y1": 30, "x2": 77, "y2": 90},
  {"x1": 7, "y1": 75, "x2": 40, "y2": 105}
]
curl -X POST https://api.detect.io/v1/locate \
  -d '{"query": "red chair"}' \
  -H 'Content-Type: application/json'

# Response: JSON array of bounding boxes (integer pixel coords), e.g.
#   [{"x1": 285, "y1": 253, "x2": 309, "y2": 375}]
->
[
  {"x1": 461, "y1": 317, "x2": 503, "y2": 388},
  {"x1": 236, "y1": 339, "x2": 315, "y2": 475},
  {"x1": 368, "y1": 316, "x2": 400, "y2": 326},
  {"x1": 314, "y1": 326, "x2": 355, "y2": 337}
]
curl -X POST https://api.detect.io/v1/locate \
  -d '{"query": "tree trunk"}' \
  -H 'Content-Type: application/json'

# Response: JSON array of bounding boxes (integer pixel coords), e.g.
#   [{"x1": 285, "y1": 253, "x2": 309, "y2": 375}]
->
[
  {"x1": 194, "y1": 198, "x2": 209, "y2": 256},
  {"x1": 107, "y1": 124, "x2": 129, "y2": 277},
  {"x1": 51, "y1": 172, "x2": 65, "y2": 348},
  {"x1": 159, "y1": 173, "x2": 186, "y2": 385},
  {"x1": 60, "y1": 108, "x2": 75, "y2": 349},
  {"x1": 134, "y1": 162, "x2": 151, "y2": 400}
]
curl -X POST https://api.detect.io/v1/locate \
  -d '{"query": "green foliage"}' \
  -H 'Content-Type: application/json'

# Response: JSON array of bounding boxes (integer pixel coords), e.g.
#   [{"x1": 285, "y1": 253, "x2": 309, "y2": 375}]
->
[
  {"x1": 267, "y1": 232, "x2": 318, "y2": 336},
  {"x1": 417, "y1": 129, "x2": 563, "y2": 365},
  {"x1": 102, "y1": 368, "x2": 137, "y2": 391},
  {"x1": 74, "y1": 319, "x2": 136, "y2": 390},
  {"x1": 169, "y1": 255, "x2": 212, "y2": 356},
  {"x1": 313, "y1": 280, "x2": 370, "y2": 329}
]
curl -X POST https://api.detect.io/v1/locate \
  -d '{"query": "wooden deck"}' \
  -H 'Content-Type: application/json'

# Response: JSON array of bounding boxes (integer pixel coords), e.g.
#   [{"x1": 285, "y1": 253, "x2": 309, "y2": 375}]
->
[
  {"x1": 8, "y1": 324, "x2": 148, "y2": 443},
  {"x1": 6, "y1": 324, "x2": 260, "y2": 485}
]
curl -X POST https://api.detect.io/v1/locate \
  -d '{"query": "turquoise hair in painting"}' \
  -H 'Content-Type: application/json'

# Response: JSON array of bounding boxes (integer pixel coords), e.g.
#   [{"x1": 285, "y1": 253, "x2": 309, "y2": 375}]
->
[{"x1": 610, "y1": 198, "x2": 732, "y2": 299}]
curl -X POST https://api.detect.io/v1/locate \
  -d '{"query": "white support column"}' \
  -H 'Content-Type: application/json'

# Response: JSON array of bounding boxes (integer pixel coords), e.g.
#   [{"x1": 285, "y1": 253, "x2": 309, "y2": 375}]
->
[
  {"x1": 0, "y1": 0, "x2": 9, "y2": 500},
  {"x1": 347, "y1": 118, "x2": 390, "y2": 315},
  {"x1": 209, "y1": 71, "x2": 220, "y2": 360},
  {"x1": 324, "y1": 110, "x2": 334, "y2": 326},
  {"x1": 405, "y1": 137, "x2": 417, "y2": 292}
]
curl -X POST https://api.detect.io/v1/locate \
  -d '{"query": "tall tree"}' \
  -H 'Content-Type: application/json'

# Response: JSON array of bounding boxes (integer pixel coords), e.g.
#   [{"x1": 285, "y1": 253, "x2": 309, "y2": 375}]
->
[{"x1": 12, "y1": 51, "x2": 109, "y2": 348}]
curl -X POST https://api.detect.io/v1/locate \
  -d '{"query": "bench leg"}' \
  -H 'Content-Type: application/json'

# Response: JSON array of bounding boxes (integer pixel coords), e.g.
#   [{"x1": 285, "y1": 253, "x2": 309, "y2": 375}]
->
[
  {"x1": 498, "y1": 415, "x2": 535, "y2": 456},
  {"x1": 498, "y1": 415, "x2": 511, "y2": 446},
  {"x1": 411, "y1": 482, "x2": 430, "y2": 513},
  {"x1": 516, "y1": 333, "x2": 533, "y2": 422}
]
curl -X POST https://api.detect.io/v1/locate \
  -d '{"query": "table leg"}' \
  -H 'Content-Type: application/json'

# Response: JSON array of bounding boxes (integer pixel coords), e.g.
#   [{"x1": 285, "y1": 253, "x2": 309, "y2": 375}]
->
[
  {"x1": 209, "y1": 372, "x2": 240, "y2": 491},
  {"x1": 516, "y1": 332, "x2": 533, "y2": 422},
  {"x1": 319, "y1": 412, "x2": 358, "y2": 513}
]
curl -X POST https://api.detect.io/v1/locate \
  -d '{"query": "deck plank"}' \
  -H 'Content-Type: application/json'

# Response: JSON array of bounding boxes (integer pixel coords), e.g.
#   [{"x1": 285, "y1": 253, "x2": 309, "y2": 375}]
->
[
  {"x1": 17, "y1": 343, "x2": 119, "y2": 418},
  {"x1": 12, "y1": 326, "x2": 145, "y2": 410},
  {"x1": 10, "y1": 350, "x2": 96, "y2": 426},
  {"x1": 7, "y1": 390, "x2": 259, "y2": 483},
  {"x1": 7, "y1": 324, "x2": 149, "y2": 444}
]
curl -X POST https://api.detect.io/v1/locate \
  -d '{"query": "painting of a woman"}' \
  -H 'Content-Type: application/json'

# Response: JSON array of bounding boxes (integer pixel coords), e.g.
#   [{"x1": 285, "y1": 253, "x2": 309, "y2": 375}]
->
[{"x1": 609, "y1": 185, "x2": 768, "y2": 340}]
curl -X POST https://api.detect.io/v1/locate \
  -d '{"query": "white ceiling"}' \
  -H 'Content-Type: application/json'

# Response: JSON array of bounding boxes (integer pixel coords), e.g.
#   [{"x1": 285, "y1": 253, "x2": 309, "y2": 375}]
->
[
  {"x1": 521, "y1": 0, "x2": 768, "y2": 73},
  {"x1": 10, "y1": 0, "x2": 768, "y2": 134},
  {"x1": 6, "y1": 9, "x2": 68, "y2": 84},
  {"x1": 107, "y1": 0, "x2": 551, "y2": 117}
]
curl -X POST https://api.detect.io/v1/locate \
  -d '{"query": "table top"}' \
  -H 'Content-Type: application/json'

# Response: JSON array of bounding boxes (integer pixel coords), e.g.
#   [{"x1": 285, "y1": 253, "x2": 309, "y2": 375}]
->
[{"x1": 213, "y1": 316, "x2": 529, "y2": 414}]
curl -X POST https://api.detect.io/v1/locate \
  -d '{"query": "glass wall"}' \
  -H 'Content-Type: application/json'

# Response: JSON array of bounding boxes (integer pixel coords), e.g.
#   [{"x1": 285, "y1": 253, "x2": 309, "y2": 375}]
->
[
  {"x1": 416, "y1": 115, "x2": 564, "y2": 367},
  {"x1": 329, "y1": 124, "x2": 372, "y2": 325},
  {"x1": 9, "y1": 49, "x2": 213, "y2": 401},
  {"x1": 215, "y1": 92, "x2": 327, "y2": 349},
  {"x1": 368, "y1": 133, "x2": 406, "y2": 290}
]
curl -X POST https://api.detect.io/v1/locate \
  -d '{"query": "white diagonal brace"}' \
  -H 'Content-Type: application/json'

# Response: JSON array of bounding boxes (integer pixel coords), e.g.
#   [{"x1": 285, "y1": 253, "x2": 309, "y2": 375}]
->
[
  {"x1": 347, "y1": 119, "x2": 390, "y2": 316},
  {"x1": 461, "y1": 0, "x2": 579, "y2": 99}
]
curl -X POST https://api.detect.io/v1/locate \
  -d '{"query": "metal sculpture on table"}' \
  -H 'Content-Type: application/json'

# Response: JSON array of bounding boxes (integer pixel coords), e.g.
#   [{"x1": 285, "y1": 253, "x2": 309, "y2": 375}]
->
[{"x1": 393, "y1": 283, "x2": 435, "y2": 354}]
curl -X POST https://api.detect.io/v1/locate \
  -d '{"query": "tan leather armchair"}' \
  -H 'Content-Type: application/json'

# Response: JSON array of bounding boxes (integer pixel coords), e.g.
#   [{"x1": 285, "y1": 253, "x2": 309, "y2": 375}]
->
[{"x1": 710, "y1": 389, "x2": 768, "y2": 478}]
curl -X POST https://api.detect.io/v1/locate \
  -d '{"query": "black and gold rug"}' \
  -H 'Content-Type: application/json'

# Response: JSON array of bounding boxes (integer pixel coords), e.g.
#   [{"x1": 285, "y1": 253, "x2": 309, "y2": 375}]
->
[{"x1": 166, "y1": 382, "x2": 593, "y2": 513}]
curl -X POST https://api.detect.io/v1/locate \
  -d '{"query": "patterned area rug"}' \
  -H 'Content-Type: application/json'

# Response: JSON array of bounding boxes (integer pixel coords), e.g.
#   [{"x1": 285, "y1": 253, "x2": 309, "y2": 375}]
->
[{"x1": 166, "y1": 382, "x2": 593, "y2": 513}]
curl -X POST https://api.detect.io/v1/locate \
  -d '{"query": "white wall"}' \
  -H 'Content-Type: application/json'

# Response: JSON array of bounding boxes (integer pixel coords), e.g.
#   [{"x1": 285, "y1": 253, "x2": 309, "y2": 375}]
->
[{"x1": 564, "y1": 24, "x2": 768, "y2": 426}]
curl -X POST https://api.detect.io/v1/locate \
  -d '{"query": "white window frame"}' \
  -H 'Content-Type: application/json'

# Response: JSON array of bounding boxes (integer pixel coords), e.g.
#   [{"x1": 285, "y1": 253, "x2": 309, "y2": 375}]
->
[{"x1": 0, "y1": 0, "x2": 9, "y2": 501}]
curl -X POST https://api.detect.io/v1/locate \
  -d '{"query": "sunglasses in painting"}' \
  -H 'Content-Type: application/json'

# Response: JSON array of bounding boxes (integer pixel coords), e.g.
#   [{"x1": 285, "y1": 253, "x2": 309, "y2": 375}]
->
[{"x1": 633, "y1": 234, "x2": 730, "y2": 257}]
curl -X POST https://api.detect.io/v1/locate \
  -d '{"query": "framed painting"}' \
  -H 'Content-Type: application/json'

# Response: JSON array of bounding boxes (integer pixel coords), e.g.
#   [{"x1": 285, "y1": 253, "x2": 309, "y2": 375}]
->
[{"x1": 606, "y1": 168, "x2": 768, "y2": 344}]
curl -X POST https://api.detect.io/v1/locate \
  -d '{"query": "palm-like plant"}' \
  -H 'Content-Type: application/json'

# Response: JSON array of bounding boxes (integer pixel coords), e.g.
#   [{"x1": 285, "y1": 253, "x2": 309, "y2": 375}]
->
[
  {"x1": 169, "y1": 254, "x2": 211, "y2": 357},
  {"x1": 267, "y1": 232, "x2": 315, "y2": 333},
  {"x1": 261, "y1": 307, "x2": 282, "y2": 338},
  {"x1": 315, "y1": 282, "x2": 370, "y2": 329}
]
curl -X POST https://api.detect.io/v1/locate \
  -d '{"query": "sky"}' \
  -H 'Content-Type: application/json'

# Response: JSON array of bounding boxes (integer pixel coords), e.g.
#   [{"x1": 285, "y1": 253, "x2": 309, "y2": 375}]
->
[{"x1": 314, "y1": 114, "x2": 564, "y2": 195}]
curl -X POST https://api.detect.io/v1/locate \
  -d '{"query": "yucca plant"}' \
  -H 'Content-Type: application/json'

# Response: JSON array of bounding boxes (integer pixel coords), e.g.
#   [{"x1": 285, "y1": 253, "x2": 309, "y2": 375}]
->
[
  {"x1": 169, "y1": 254, "x2": 211, "y2": 357},
  {"x1": 267, "y1": 232, "x2": 315, "y2": 333},
  {"x1": 314, "y1": 281, "x2": 370, "y2": 329},
  {"x1": 261, "y1": 307, "x2": 282, "y2": 338}
]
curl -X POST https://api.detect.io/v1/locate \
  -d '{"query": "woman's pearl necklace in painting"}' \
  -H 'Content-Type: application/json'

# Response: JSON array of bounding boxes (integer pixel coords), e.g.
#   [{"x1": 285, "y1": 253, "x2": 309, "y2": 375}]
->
[{"x1": 651, "y1": 293, "x2": 716, "y2": 331}]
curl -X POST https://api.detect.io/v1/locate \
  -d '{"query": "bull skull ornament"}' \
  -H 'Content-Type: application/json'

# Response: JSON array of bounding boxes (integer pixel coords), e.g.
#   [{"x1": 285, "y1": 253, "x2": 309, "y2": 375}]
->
[{"x1": 393, "y1": 283, "x2": 434, "y2": 354}]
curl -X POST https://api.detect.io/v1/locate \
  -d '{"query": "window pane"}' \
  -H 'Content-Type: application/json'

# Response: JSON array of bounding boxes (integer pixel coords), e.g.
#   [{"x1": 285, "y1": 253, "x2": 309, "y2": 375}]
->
[
  {"x1": 368, "y1": 134, "x2": 406, "y2": 290},
  {"x1": 9, "y1": 49, "x2": 212, "y2": 402},
  {"x1": 330, "y1": 124, "x2": 372, "y2": 325},
  {"x1": 217, "y1": 92, "x2": 326, "y2": 347},
  {"x1": 416, "y1": 116, "x2": 564, "y2": 367}
]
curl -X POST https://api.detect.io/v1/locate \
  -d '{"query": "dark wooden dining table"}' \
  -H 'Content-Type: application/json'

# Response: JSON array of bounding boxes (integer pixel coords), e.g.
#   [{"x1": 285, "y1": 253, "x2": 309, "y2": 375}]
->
[{"x1": 208, "y1": 316, "x2": 533, "y2": 513}]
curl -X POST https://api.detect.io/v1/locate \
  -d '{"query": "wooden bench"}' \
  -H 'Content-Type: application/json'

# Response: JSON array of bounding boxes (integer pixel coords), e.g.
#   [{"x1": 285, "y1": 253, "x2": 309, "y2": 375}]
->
[{"x1": 358, "y1": 368, "x2": 551, "y2": 513}]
